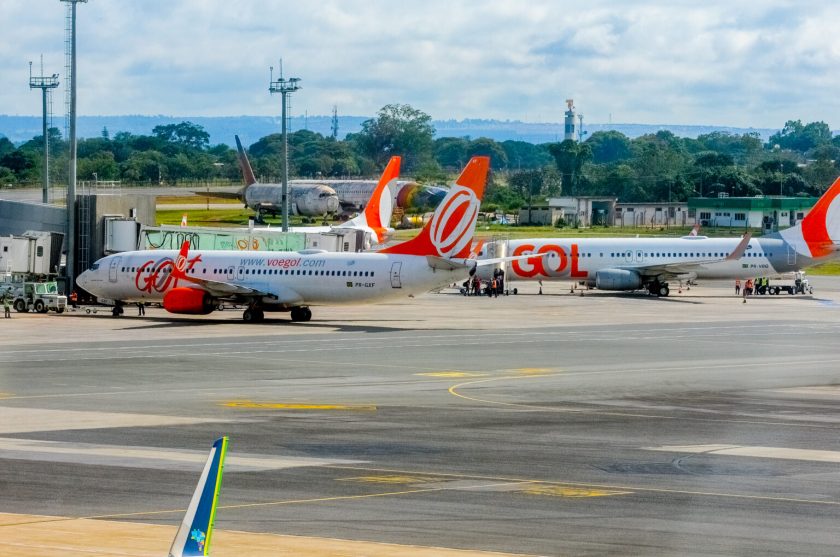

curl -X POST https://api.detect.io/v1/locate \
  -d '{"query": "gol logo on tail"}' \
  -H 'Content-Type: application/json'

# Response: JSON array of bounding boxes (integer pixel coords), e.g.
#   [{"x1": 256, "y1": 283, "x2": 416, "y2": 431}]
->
[{"x1": 429, "y1": 185, "x2": 479, "y2": 257}]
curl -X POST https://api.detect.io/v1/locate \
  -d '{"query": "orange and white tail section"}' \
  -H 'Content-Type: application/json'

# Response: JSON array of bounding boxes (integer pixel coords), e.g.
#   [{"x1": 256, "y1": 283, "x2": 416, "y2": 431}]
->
[
  {"x1": 234, "y1": 135, "x2": 257, "y2": 187},
  {"x1": 781, "y1": 176, "x2": 840, "y2": 258},
  {"x1": 339, "y1": 156, "x2": 400, "y2": 243},
  {"x1": 380, "y1": 156, "x2": 489, "y2": 258}
]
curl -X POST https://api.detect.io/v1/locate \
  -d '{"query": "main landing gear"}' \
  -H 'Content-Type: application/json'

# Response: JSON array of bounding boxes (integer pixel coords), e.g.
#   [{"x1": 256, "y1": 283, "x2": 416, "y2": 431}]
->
[
  {"x1": 647, "y1": 280, "x2": 670, "y2": 297},
  {"x1": 290, "y1": 306, "x2": 312, "y2": 322},
  {"x1": 242, "y1": 306, "x2": 264, "y2": 323},
  {"x1": 112, "y1": 304, "x2": 124, "y2": 317}
]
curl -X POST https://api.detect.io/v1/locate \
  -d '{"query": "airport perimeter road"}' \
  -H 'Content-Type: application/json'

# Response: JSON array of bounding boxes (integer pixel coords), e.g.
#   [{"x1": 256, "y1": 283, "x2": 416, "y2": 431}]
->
[{"x1": 1, "y1": 279, "x2": 840, "y2": 556}]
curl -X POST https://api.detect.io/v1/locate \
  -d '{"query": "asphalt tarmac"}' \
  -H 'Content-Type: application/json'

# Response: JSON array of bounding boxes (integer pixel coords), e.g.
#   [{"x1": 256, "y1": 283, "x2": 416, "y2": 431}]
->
[{"x1": 1, "y1": 278, "x2": 839, "y2": 556}]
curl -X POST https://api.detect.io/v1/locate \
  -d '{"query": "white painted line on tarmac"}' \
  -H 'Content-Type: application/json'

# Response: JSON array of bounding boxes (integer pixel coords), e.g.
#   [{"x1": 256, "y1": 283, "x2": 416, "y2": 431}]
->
[
  {"x1": 0, "y1": 438, "x2": 365, "y2": 471},
  {"x1": 646, "y1": 444, "x2": 840, "y2": 463},
  {"x1": 0, "y1": 407, "x2": 225, "y2": 434}
]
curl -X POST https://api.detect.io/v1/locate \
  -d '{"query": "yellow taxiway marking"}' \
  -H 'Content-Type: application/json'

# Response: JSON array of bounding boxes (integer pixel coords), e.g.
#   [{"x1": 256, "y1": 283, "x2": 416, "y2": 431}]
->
[
  {"x1": 0, "y1": 392, "x2": 13, "y2": 399},
  {"x1": 416, "y1": 371, "x2": 487, "y2": 378},
  {"x1": 325, "y1": 463, "x2": 840, "y2": 508},
  {"x1": 447, "y1": 374, "x2": 840, "y2": 428},
  {"x1": 222, "y1": 400, "x2": 376, "y2": 411},
  {"x1": 513, "y1": 368, "x2": 552, "y2": 375},
  {"x1": 338, "y1": 474, "x2": 438, "y2": 484},
  {"x1": 521, "y1": 484, "x2": 632, "y2": 498}
]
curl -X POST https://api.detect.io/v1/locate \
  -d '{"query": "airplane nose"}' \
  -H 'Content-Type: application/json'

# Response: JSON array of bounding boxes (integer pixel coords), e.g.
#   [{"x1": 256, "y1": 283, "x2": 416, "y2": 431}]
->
[{"x1": 76, "y1": 270, "x2": 89, "y2": 290}]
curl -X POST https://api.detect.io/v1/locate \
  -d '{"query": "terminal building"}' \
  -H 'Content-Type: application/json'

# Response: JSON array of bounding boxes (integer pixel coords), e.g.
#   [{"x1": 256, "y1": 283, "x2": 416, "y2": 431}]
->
[{"x1": 519, "y1": 195, "x2": 819, "y2": 231}]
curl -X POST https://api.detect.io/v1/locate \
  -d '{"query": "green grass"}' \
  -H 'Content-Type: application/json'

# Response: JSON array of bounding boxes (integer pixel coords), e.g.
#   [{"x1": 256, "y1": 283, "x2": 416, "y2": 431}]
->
[
  {"x1": 156, "y1": 208, "x2": 332, "y2": 227},
  {"x1": 805, "y1": 260, "x2": 840, "y2": 276}
]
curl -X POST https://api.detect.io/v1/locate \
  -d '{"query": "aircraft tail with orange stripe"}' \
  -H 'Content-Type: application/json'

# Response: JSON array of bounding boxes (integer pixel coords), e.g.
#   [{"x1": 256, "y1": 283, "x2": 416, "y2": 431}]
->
[
  {"x1": 337, "y1": 156, "x2": 401, "y2": 243},
  {"x1": 780, "y1": 176, "x2": 840, "y2": 259},
  {"x1": 379, "y1": 156, "x2": 489, "y2": 258}
]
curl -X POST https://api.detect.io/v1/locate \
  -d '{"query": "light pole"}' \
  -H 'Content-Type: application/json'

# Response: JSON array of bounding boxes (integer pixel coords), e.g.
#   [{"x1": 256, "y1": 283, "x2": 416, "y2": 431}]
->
[
  {"x1": 60, "y1": 0, "x2": 87, "y2": 291},
  {"x1": 29, "y1": 59, "x2": 59, "y2": 204},
  {"x1": 269, "y1": 63, "x2": 301, "y2": 232}
]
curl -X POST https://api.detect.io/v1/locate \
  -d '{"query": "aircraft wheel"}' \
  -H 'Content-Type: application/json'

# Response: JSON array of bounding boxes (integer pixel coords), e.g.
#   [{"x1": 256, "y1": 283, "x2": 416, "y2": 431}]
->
[
  {"x1": 112, "y1": 306, "x2": 124, "y2": 317},
  {"x1": 513, "y1": 288, "x2": 518, "y2": 295},
  {"x1": 290, "y1": 306, "x2": 312, "y2": 322},
  {"x1": 658, "y1": 284, "x2": 670, "y2": 297},
  {"x1": 243, "y1": 308, "x2": 264, "y2": 323}
]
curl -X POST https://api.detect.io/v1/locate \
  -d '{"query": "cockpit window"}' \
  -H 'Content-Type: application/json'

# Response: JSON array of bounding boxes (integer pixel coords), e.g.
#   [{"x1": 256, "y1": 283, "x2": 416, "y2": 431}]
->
[{"x1": 91, "y1": 263, "x2": 100, "y2": 270}]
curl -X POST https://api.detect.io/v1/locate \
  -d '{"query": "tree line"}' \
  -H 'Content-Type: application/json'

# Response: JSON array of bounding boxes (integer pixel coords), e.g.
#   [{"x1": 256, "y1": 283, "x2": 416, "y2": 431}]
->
[{"x1": 2, "y1": 104, "x2": 839, "y2": 213}]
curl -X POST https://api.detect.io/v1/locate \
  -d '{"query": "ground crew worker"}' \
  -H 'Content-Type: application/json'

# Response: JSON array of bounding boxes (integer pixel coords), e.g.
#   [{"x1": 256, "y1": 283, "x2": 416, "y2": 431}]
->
[
  {"x1": 137, "y1": 302, "x2": 145, "y2": 316},
  {"x1": 3, "y1": 291, "x2": 11, "y2": 318},
  {"x1": 69, "y1": 290, "x2": 78, "y2": 308},
  {"x1": 735, "y1": 279, "x2": 741, "y2": 295}
]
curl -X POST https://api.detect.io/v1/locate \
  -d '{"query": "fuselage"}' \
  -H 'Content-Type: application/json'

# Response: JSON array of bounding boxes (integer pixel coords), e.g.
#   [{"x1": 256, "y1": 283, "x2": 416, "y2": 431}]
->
[
  {"x1": 77, "y1": 249, "x2": 462, "y2": 307},
  {"x1": 478, "y1": 234, "x2": 819, "y2": 284}
]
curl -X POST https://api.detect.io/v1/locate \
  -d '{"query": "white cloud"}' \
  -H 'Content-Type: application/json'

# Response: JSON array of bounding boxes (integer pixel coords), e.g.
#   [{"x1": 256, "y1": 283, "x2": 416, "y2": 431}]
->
[{"x1": 1, "y1": 0, "x2": 839, "y2": 129}]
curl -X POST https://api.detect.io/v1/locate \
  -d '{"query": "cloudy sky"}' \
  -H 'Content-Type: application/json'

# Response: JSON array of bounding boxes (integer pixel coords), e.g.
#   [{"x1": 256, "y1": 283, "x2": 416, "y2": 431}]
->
[{"x1": 2, "y1": 1, "x2": 839, "y2": 128}]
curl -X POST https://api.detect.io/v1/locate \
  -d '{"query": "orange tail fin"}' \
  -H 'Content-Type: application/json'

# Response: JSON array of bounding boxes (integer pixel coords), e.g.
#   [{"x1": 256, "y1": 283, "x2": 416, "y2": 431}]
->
[
  {"x1": 343, "y1": 156, "x2": 400, "y2": 243},
  {"x1": 380, "y1": 156, "x2": 489, "y2": 258},
  {"x1": 800, "y1": 176, "x2": 840, "y2": 258}
]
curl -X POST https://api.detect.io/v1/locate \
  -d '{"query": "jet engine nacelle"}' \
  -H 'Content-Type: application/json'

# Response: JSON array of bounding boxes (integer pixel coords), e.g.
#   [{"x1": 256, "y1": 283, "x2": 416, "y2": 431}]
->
[
  {"x1": 163, "y1": 287, "x2": 215, "y2": 314},
  {"x1": 595, "y1": 269, "x2": 642, "y2": 290}
]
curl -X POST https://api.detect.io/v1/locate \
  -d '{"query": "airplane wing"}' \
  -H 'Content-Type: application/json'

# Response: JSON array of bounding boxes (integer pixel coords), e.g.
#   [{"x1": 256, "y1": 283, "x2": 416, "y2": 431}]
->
[
  {"x1": 628, "y1": 233, "x2": 751, "y2": 279},
  {"x1": 170, "y1": 241, "x2": 302, "y2": 304},
  {"x1": 176, "y1": 275, "x2": 272, "y2": 297},
  {"x1": 426, "y1": 252, "x2": 549, "y2": 271}
]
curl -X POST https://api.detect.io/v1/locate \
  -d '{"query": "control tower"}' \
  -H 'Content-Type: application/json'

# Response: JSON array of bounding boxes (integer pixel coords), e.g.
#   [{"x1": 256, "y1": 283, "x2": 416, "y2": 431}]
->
[{"x1": 564, "y1": 99, "x2": 577, "y2": 141}]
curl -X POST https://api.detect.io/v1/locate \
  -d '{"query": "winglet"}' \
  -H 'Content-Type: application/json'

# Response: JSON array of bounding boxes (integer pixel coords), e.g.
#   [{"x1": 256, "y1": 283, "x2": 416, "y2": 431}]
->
[
  {"x1": 168, "y1": 437, "x2": 229, "y2": 557},
  {"x1": 234, "y1": 135, "x2": 257, "y2": 187},
  {"x1": 379, "y1": 156, "x2": 489, "y2": 258},
  {"x1": 340, "y1": 156, "x2": 400, "y2": 243},
  {"x1": 726, "y1": 233, "x2": 751, "y2": 260},
  {"x1": 171, "y1": 241, "x2": 191, "y2": 281},
  {"x1": 689, "y1": 223, "x2": 700, "y2": 237}
]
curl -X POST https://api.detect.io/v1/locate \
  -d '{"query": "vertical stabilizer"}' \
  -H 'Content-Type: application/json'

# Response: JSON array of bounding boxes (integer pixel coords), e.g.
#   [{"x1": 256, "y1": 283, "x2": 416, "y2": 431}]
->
[
  {"x1": 797, "y1": 176, "x2": 840, "y2": 258},
  {"x1": 379, "y1": 156, "x2": 489, "y2": 258},
  {"x1": 338, "y1": 156, "x2": 400, "y2": 243},
  {"x1": 169, "y1": 437, "x2": 229, "y2": 557},
  {"x1": 234, "y1": 135, "x2": 257, "y2": 187}
]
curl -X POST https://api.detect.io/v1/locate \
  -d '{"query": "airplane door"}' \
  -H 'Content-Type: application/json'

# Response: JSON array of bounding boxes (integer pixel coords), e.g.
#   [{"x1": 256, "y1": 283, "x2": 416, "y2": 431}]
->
[
  {"x1": 787, "y1": 244, "x2": 797, "y2": 266},
  {"x1": 237, "y1": 267, "x2": 245, "y2": 281},
  {"x1": 636, "y1": 250, "x2": 644, "y2": 263},
  {"x1": 109, "y1": 256, "x2": 121, "y2": 283},
  {"x1": 624, "y1": 250, "x2": 633, "y2": 264},
  {"x1": 226, "y1": 267, "x2": 235, "y2": 281},
  {"x1": 390, "y1": 262, "x2": 402, "y2": 288}
]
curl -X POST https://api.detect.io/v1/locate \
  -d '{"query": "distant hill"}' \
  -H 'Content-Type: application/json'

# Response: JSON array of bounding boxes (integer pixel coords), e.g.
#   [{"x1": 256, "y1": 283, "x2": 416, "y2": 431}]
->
[{"x1": 0, "y1": 114, "x2": 785, "y2": 146}]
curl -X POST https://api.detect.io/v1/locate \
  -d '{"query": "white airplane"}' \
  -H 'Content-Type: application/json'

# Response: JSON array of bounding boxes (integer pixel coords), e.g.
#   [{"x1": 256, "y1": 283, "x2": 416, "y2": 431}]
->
[
  {"x1": 169, "y1": 436, "x2": 227, "y2": 557},
  {"x1": 78, "y1": 157, "x2": 530, "y2": 322},
  {"x1": 476, "y1": 176, "x2": 840, "y2": 297}
]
